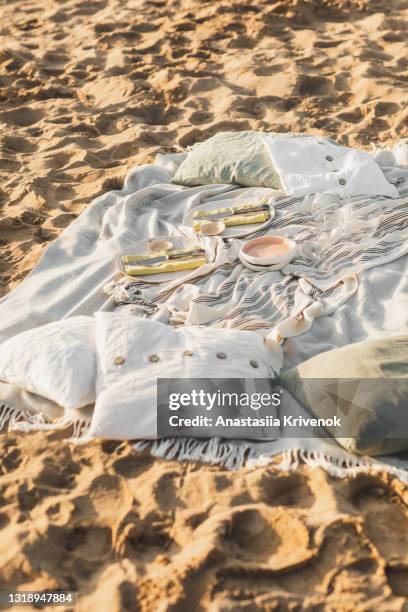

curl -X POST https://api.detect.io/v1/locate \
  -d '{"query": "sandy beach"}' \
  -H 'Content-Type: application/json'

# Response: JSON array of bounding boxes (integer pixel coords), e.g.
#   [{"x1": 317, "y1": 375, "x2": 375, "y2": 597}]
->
[{"x1": 0, "y1": 0, "x2": 408, "y2": 609}]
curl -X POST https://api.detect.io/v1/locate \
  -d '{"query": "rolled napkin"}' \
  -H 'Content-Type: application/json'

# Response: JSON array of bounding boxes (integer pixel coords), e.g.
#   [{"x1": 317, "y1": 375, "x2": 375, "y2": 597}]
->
[
  {"x1": 193, "y1": 202, "x2": 270, "y2": 231},
  {"x1": 122, "y1": 247, "x2": 203, "y2": 264},
  {"x1": 122, "y1": 247, "x2": 206, "y2": 276},
  {"x1": 124, "y1": 257, "x2": 206, "y2": 276}
]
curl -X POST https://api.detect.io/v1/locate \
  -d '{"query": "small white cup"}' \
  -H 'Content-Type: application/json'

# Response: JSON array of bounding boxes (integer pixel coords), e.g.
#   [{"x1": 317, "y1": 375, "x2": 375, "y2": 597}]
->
[
  {"x1": 198, "y1": 221, "x2": 226, "y2": 236},
  {"x1": 148, "y1": 239, "x2": 174, "y2": 253}
]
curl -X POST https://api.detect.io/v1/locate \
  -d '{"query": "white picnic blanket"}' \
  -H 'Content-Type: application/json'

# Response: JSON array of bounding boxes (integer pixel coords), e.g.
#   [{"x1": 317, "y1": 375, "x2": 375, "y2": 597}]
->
[{"x1": 0, "y1": 151, "x2": 408, "y2": 479}]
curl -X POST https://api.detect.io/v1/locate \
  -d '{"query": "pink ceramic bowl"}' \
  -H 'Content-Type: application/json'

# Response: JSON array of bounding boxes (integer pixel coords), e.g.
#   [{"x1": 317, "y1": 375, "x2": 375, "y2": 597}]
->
[{"x1": 240, "y1": 235, "x2": 297, "y2": 266}]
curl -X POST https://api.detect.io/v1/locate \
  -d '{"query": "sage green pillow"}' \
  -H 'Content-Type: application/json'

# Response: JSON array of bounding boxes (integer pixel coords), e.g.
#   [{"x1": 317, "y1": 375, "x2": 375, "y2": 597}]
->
[
  {"x1": 172, "y1": 131, "x2": 308, "y2": 189},
  {"x1": 280, "y1": 336, "x2": 408, "y2": 456}
]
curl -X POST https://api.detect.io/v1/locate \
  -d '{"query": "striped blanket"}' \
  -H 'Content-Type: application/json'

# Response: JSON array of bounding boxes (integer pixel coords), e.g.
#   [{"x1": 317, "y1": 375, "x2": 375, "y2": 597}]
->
[{"x1": 105, "y1": 178, "x2": 408, "y2": 341}]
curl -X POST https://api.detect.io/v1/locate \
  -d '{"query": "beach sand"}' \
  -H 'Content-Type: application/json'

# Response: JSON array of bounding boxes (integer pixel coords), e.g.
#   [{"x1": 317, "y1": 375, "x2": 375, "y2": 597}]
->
[{"x1": 0, "y1": 0, "x2": 407, "y2": 609}]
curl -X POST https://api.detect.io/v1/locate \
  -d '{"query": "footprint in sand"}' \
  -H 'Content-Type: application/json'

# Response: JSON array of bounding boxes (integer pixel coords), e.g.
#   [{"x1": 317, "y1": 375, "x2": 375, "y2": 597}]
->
[
  {"x1": 116, "y1": 512, "x2": 174, "y2": 560},
  {"x1": 248, "y1": 470, "x2": 315, "y2": 508},
  {"x1": 1, "y1": 106, "x2": 44, "y2": 127}
]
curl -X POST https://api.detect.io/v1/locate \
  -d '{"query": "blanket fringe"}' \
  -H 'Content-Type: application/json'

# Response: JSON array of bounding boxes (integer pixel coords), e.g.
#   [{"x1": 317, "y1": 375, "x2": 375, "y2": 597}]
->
[
  {"x1": 0, "y1": 404, "x2": 22, "y2": 431},
  {"x1": 134, "y1": 437, "x2": 249, "y2": 470},
  {"x1": 133, "y1": 437, "x2": 408, "y2": 483},
  {"x1": 2, "y1": 403, "x2": 407, "y2": 483},
  {"x1": 290, "y1": 448, "x2": 408, "y2": 484},
  {"x1": 0, "y1": 403, "x2": 90, "y2": 439}
]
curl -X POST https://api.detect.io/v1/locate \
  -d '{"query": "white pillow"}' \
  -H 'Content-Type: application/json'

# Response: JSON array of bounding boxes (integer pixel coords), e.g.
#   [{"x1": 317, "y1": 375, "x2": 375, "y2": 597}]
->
[
  {"x1": 393, "y1": 139, "x2": 408, "y2": 166},
  {"x1": 88, "y1": 312, "x2": 276, "y2": 440},
  {"x1": 0, "y1": 316, "x2": 96, "y2": 410},
  {"x1": 263, "y1": 136, "x2": 398, "y2": 197}
]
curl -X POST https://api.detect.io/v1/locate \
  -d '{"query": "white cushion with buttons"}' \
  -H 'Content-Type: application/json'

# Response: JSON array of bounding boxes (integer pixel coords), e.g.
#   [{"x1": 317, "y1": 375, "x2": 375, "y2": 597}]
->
[
  {"x1": 263, "y1": 135, "x2": 398, "y2": 198},
  {"x1": 0, "y1": 316, "x2": 96, "y2": 410},
  {"x1": 87, "y1": 312, "x2": 277, "y2": 440}
]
